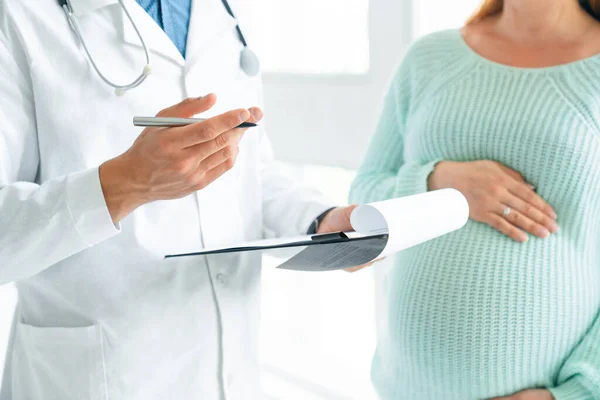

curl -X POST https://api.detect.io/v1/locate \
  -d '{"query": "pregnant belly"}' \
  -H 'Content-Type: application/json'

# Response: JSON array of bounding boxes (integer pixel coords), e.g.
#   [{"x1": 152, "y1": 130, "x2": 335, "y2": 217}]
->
[{"x1": 376, "y1": 221, "x2": 600, "y2": 399}]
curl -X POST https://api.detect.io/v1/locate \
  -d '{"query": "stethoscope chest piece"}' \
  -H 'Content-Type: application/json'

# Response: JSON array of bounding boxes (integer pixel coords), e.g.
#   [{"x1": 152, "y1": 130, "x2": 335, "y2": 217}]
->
[{"x1": 240, "y1": 47, "x2": 260, "y2": 77}]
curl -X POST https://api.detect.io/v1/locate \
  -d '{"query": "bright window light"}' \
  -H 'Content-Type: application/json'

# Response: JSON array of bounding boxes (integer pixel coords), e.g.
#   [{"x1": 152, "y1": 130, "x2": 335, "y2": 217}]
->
[
  {"x1": 413, "y1": 0, "x2": 482, "y2": 38},
  {"x1": 240, "y1": 0, "x2": 370, "y2": 75}
]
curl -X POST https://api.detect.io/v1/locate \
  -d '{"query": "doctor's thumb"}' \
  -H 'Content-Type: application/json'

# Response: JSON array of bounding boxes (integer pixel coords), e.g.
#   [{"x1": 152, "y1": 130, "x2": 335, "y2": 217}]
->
[{"x1": 157, "y1": 94, "x2": 217, "y2": 118}]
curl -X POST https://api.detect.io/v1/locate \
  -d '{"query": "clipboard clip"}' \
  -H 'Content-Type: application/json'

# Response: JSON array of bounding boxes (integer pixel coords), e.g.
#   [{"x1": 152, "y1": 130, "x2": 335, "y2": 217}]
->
[{"x1": 310, "y1": 231, "x2": 349, "y2": 241}]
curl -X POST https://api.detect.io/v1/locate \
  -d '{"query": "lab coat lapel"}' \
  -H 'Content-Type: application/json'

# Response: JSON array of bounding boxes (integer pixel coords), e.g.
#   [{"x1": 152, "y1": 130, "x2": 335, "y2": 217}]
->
[
  {"x1": 67, "y1": 0, "x2": 117, "y2": 16},
  {"x1": 184, "y1": 0, "x2": 238, "y2": 72},
  {"x1": 120, "y1": 0, "x2": 185, "y2": 66}
]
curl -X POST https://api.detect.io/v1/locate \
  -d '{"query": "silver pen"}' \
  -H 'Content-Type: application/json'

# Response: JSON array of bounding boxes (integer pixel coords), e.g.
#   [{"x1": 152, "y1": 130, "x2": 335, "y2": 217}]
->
[{"x1": 133, "y1": 117, "x2": 257, "y2": 129}]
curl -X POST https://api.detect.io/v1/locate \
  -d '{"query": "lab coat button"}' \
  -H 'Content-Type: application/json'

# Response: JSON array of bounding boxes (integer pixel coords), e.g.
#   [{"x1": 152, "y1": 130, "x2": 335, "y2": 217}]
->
[{"x1": 216, "y1": 273, "x2": 228, "y2": 286}]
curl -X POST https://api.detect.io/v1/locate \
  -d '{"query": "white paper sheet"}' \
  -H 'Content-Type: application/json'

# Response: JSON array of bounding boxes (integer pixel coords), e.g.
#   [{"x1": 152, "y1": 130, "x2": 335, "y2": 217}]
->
[{"x1": 350, "y1": 188, "x2": 470, "y2": 258}]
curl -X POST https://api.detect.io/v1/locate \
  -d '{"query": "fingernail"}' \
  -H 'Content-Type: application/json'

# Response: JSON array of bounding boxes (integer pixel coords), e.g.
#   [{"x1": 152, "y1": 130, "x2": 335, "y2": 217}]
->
[
  {"x1": 239, "y1": 110, "x2": 250, "y2": 122},
  {"x1": 250, "y1": 108, "x2": 262, "y2": 121},
  {"x1": 537, "y1": 228, "x2": 550, "y2": 238},
  {"x1": 549, "y1": 222, "x2": 559, "y2": 233},
  {"x1": 520, "y1": 235, "x2": 529, "y2": 243},
  {"x1": 528, "y1": 184, "x2": 536, "y2": 191},
  {"x1": 551, "y1": 211, "x2": 558, "y2": 220}
]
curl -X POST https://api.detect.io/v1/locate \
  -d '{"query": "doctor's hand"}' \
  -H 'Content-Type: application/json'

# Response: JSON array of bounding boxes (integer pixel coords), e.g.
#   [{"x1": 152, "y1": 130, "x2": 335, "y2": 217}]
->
[
  {"x1": 99, "y1": 94, "x2": 263, "y2": 224},
  {"x1": 316, "y1": 206, "x2": 383, "y2": 272},
  {"x1": 316, "y1": 206, "x2": 357, "y2": 235}
]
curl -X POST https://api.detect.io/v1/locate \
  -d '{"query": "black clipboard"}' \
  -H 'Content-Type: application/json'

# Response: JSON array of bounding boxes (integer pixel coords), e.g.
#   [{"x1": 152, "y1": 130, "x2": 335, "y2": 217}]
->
[{"x1": 165, "y1": 231, "x2": 388, "y2": 260}]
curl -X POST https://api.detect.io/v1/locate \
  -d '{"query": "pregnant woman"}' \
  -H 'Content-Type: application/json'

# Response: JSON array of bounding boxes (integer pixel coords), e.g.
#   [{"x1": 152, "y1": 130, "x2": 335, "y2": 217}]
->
[{"x1": 349, "y1": 0, "x2": 600, "y2": 399}]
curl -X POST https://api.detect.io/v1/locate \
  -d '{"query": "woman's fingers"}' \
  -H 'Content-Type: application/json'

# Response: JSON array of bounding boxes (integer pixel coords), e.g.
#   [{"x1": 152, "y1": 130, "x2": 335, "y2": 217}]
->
[
  {"x1": 486, "y1": 213, "x2": 529, "y2": 243},
  {"x1": 494, "y1": 167, "x2": 558, "y2": 241},
  {"x1": 489, "y1": 389, "x2": 554, "y2": 400},
  {"x1": 509, "y1": 182, "x2": 558, "y2": 220},
  {"x1": 431, "y1": 159, "x2": 558, "y2": 243},
  {"x1": 499, "y1": 204, "x2": 550, "y2": 239},
  {"x1": 503, "y1": 195, "x2": 559, "y2": 234},
  {"x1": 497, "y1": 164, "x2": 525, "y2": 183},
  {"x1": 486, "y1": 194, "x2": 559, "y2": 242}
]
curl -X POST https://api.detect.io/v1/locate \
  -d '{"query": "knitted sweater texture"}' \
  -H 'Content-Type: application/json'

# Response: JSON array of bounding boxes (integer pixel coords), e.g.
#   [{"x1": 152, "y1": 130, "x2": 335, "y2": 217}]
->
[{"x1": 349, "y1": 29, "x2": 600, "y2": 400}]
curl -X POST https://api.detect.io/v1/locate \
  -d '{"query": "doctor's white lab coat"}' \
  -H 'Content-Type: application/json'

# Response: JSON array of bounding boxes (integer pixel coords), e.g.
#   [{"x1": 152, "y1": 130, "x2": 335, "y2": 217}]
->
[{"x1": 0, "y1": 0, "x2": 332, "y2": 399}]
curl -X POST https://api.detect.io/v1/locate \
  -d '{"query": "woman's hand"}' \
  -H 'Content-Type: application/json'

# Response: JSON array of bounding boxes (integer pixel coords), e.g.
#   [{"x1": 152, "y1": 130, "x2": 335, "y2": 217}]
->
[
  {"x1": 490, "y1": 389, "x2": 554, "y2": 400},
  {"x1": 428, "y1": 160, "x2": 559, "y2": 242}
]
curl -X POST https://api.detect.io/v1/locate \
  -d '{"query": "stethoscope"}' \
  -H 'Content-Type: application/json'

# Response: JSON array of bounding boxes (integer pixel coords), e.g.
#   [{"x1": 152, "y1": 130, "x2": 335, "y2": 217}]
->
[{"x1": 58, "y1": 0, "x2": 260, "y2": 96}]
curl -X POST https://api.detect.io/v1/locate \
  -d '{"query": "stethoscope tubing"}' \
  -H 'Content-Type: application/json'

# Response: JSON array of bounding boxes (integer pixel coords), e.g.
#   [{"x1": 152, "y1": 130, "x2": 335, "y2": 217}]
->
[
  {"x1": 59, "y1": 0, "x2": 259, "y2": 96},
  {"x1": 61, "y1": 0, "x2": 152, "y2": 95}
]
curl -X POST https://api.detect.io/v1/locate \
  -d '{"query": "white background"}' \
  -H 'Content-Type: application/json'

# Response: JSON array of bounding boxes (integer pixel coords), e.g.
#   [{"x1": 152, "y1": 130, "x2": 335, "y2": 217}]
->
[{"x1": 0, "y1": 0, "x2": 482, "y2": 398}]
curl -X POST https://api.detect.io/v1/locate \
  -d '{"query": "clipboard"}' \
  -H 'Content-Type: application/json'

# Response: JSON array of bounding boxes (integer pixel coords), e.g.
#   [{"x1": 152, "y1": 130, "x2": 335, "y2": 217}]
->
[
  {"x1": 165, "y1": 231, "x2": 388, "y2": 258},
  {"x1": 164, "y1": 189, "x2": 469, "y2": 272}
]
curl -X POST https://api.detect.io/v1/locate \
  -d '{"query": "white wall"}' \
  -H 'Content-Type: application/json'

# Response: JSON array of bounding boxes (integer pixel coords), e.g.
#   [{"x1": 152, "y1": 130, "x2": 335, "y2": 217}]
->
[{"x1": 261, "y1": 0, "x2": 413, "y2": 169}]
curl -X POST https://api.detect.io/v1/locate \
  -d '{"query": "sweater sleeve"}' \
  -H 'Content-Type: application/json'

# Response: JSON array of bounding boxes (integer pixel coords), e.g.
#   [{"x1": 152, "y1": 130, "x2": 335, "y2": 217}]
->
[
  {"x1": 548, "y1": 310, "x2": 600, "y2": 400},
  {"x1": 349, "y1": 49, "x2": 440, "y2": 205}
]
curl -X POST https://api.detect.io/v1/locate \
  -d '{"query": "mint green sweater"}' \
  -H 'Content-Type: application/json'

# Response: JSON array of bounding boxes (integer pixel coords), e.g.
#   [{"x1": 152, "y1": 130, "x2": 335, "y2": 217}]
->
[{"x1": 349, "y1": 29, "x2": 600, "y2": 400}]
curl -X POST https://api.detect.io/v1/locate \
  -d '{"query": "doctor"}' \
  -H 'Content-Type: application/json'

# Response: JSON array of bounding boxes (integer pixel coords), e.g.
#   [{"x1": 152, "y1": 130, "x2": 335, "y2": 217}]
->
[{"x1": 0, "y1": 0, "x2": 355, "y2": 399}]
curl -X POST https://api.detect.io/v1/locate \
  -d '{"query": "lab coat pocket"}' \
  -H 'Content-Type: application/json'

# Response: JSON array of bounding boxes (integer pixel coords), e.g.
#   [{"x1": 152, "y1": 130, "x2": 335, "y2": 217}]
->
[{"x1": 12, "y1": 322, "x2": 106, "y2": 400}]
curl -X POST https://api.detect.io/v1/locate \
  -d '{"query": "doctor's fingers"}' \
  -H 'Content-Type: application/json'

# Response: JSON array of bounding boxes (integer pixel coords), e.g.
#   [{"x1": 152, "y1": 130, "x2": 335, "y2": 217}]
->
[
  {"x1": 191, "y1": 151, "x2": 240, "y2": 191},
  {"x1": 173, "y1": 109, "x2": 251, "y2": 148},
  {"x1": 187, "y1": 125, "x2": 246, "y2": 161},
  {"x1": 193, "y1": 142, "x2": 240, "y2": 176},
  {"x1": 184, "y1": 106, "x2": 263, "y2": 160},
  {"x1": 156, "y1": 94, "x2": 217, "y2": 118},
  {"x1": 247, "y1": 107, "x2": 263, "y2": 123}
]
